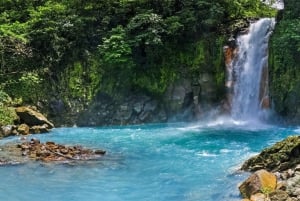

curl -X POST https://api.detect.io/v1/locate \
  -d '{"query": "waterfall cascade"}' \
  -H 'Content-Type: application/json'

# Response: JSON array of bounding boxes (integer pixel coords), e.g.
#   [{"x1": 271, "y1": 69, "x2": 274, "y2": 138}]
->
[{"x1": 228, "y1": 18, "x2": 276, "y2": 121}]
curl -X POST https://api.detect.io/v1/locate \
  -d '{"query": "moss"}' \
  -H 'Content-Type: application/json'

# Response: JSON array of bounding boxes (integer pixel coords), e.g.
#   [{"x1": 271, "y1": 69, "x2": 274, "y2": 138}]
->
[
  {"x1": 67, "y1": 61, "x2": 85, "y2": 98},
  {"x1": 242, "y1": 136, "x2": 300, "y2": 172},
  {"x1": 59, "y1": 57, "x2": 103, "y2": 101},
  {"x1": 133, "y1": 67, "x2": 177, "y2": 95}
]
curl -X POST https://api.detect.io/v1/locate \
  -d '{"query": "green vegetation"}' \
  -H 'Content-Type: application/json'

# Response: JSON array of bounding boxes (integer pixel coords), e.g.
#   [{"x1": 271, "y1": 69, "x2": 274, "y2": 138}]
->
[
  {"x1": 0, "y1": 105, "x2": 17, "y2": 126},
  {"x1": 0, "y1": 0, "x2": 278, "y2": 125},
  {"x1": 0, "y1": 90, "x2": 17, "y2": 125},
  {"x1": 269, "y1": 0, "x2": 300, "y2": 118}
]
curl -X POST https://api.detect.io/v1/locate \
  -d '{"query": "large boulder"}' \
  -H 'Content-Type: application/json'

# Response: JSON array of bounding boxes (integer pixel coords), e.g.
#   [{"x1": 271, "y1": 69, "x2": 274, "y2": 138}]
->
[
  {"x1": 241, "y1": 136, "x2": 300, "y2": 172},
  {"x1": 15, "y1": 106, "x2": 54, "y2": 129},
  {"x1": 239, "y1": 169, "x2": 277, "y2": 199},
  {"x1": 17, "y1": 124, "x2": 30, "y2": 135}
]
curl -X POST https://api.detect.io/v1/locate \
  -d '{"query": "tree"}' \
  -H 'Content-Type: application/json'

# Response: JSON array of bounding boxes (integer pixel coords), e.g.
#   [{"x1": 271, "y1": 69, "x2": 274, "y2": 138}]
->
[{"x1": 98, "y1": 25, "x2": 135, "y2": 93}]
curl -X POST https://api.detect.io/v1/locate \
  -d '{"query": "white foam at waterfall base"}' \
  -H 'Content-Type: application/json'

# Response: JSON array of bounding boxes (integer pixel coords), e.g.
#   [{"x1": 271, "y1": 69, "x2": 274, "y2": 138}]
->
[
  {"x1": 231, "y1": 18, "x2": 275, "y2": 122},
  {"x1": 175, "y1": 115, "x2": 275, "y2": 132},
  {"x1": 206, "y1": 116, "x2": 275, "y2": 130}
]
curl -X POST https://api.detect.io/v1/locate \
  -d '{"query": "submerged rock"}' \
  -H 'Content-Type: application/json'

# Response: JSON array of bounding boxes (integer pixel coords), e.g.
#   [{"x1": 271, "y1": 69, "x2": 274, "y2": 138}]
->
[{"x1": 0, "y1": 138, "x2": 106, "y2": 165}]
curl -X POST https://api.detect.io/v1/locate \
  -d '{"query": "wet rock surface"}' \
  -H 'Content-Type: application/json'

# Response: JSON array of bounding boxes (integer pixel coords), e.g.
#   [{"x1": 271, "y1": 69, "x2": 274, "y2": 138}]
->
[
  {"x1": 0, "y1": 138, "x2": 106, "y2": 165},
  {"x1": 239, "y1": 136, "x2": 300, "y2": 201},
  {"x1": 242, "y1": 136, "x2": 300, "y2": 172}
]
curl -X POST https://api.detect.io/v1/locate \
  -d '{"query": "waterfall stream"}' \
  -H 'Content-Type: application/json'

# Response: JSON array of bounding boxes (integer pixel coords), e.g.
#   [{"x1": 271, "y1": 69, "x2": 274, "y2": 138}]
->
[{"x1": 230, "y1": 18, "x2": 275, "y2": 121}]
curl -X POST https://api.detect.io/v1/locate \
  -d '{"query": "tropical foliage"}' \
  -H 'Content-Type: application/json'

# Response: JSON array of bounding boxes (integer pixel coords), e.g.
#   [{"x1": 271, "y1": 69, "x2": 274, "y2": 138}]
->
[
  {"x1": 269, "y1": 0, "x2": 300, "y2": 116},
  {"x1": 0, "y1": 0, "x2": 276, "y2": 102}
]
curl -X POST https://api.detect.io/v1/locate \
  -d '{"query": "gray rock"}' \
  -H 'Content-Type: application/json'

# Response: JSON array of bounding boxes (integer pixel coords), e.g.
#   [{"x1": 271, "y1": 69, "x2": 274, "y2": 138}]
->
[
  {"x1": 269, "y1": 190, "x2": 293, "y2": 201},
  {"x1": 164, "y1": 78, "x2": 192, "y2": 115},
  {"x1": 133, "y1": 102, "x2": 143, "y2": 114},
  {"x1": 1, "y1": 125, "x2": 14, "y2": 137},
  {"x1": 287, "y1": 173, "x2": 300, "y2": 196}
]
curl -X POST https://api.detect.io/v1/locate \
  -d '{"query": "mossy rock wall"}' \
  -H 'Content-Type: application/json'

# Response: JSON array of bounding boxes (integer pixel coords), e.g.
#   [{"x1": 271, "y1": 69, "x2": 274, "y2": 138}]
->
[
  {"x1": 269, "y1": 0, "x2": 300, "y2": 123},
  {"x1": 39, "y1": 35, "x2": 226, "y2": 126}
]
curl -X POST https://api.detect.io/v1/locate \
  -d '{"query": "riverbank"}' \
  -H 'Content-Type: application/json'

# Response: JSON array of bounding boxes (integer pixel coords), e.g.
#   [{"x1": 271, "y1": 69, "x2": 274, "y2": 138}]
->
[
  {"x1": 0, "y1": 106, "x2": 54, "y2": 138},
  {"x1": 239, "y1": 136, "x2": 300, "y2": 201},
  {"x1": 0, "y1": 105, "x2": 108, "y2": 165}
]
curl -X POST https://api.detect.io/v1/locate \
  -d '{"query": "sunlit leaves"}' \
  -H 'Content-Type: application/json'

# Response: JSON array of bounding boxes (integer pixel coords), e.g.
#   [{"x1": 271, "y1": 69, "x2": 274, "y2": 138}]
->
[
  {"x1": 0, "y1": 0, "x2": 284, "y2": 99},
  {"x1": 98, "y1": 26, "x2": 135, "y2": 93},
  {"x1": 99, "y1": 26, "x2": 133, "y2": 67},
  {"x1": 127, "y1": 12, "x2": 165, "y2": 46}
]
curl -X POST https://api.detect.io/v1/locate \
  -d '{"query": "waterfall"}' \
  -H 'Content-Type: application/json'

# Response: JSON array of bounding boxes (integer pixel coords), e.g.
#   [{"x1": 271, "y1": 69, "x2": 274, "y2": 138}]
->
[{"x1": 230, "y1": 18, "x2": 275, "y2": 121}]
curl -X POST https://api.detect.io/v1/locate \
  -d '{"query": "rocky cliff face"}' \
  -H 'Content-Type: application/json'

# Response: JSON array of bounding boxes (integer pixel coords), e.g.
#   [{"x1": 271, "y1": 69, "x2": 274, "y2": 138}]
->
[
  {"x1": 47, "y1": 72, "x2": 223, "y2": 127},
  {"x1": 42, "y1": 35, "x2": 226, "y2": 127},
  {"x1": 41, "y1": 18, "x2": 258, "y2": 127}
]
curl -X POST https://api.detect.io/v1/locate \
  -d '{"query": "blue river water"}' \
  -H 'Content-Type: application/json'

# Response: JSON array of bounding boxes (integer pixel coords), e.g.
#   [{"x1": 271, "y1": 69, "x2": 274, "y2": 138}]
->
[{"x1": 0, "y1": 118, "x2": 298, "y2": 201}]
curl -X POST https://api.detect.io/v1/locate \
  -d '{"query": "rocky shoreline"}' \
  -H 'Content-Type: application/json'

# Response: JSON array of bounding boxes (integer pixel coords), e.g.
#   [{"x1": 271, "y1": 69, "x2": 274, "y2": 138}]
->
[
  {"x1": 0, "y1": 106, "x2": 54, "y2": 138},
  {"x1": 0, "y1": 105, "x2": 107, "y2": 165},
  {"x1": 0, "y1": 138, "x2": 106, "y2": 165},
  {"x1": 4, "y1": 105, "x2": 300, "y2": 198},
  {"x1": 239, "y1": 136, "x2": 300, "y2": 201}
]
